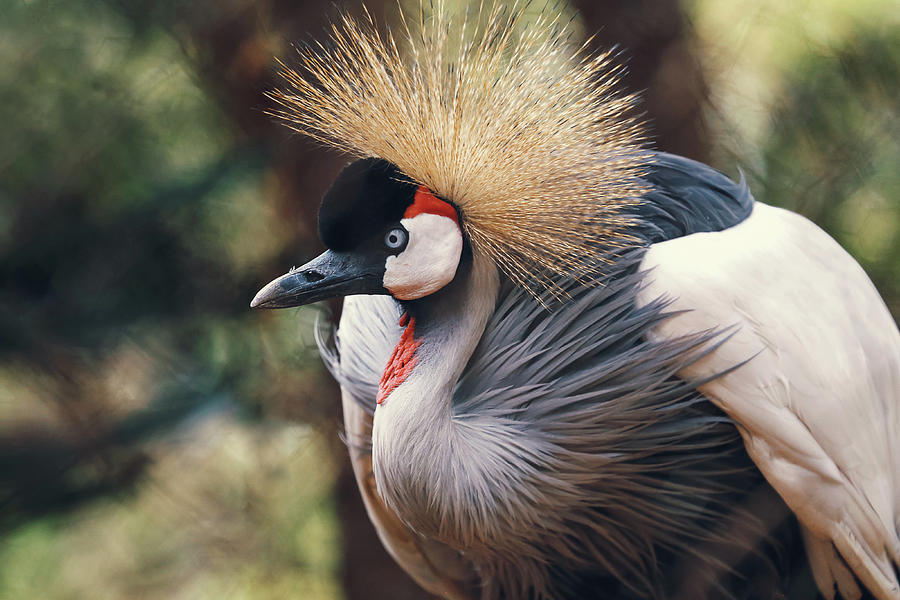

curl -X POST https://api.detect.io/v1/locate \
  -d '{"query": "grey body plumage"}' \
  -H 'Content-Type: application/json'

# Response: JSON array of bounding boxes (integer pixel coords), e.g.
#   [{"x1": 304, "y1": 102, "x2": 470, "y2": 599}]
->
[{"x1": 317, "y1": 155, "x2": 810, "y2": 599}]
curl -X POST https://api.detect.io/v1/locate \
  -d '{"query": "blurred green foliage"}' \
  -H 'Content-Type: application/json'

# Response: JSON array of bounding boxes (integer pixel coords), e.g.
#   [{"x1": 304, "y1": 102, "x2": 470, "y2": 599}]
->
[
  {"x1": 0, "y1": 420, "x2": 340, "y2": 600},
  {"x1": 0, "y1": 0, "x2": 897, "y2": 599},
  {"x1": 693, "y1": 0, "x2": 899, "y2": 316},
  {"x1": 756, "y1": 27, "x2": 900, "y2": 316},
  {"x1": 1, "y1": 0, "x2": 340, "y2": 597}
]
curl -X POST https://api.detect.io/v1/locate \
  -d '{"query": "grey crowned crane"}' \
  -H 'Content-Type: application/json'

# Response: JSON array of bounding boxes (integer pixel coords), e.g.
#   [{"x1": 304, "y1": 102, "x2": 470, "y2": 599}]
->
[{"x1": 251, "y1": 4, "x2": 900, "y2": 600}]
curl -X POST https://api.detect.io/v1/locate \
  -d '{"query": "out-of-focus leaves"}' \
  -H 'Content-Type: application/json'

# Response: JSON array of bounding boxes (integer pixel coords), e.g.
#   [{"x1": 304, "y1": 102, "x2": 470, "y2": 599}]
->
[
  {"x1": 0, "y1": 416, "x2": 341, "y2": 600},
  {"x1": 0, "y1": 0, "x2": 372, "y2": 597},
  {"x1": 0, "y1": 0, "x2": 317, "y2": 534},
  {"x1": 692, "y1": 1, "x2": 899, "y2": 319},
  {"x1": 755, "y1": 27, "x2": 900, "y2": 318}
]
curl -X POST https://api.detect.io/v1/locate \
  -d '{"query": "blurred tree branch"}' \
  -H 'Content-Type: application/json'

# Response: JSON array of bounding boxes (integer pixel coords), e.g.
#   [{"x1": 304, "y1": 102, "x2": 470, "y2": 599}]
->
[{"x1": 572, "y1": 0, "x2": 711, "y2": 162}]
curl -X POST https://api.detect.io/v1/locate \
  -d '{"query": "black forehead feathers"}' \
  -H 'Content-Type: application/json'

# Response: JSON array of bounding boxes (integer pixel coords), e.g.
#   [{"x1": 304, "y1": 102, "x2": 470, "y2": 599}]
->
[{"x1": 318, "y1": 158, "x2": 417, "y2": 251}]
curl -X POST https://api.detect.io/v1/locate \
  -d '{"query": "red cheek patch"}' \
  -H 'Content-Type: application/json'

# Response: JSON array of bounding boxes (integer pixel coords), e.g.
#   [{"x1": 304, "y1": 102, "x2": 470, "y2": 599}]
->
[
  {"x1": 405, "y1": 186, "x2": 459, "y2": 225},
  {"x1": 377, "y1": 312, "x2": 422, "y2": 405}
]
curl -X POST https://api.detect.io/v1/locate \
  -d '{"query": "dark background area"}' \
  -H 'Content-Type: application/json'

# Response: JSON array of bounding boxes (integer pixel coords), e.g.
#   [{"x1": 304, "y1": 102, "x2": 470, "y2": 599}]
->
[{"x1": 1, "y1": 1, "x2": 897, "y2": 598}]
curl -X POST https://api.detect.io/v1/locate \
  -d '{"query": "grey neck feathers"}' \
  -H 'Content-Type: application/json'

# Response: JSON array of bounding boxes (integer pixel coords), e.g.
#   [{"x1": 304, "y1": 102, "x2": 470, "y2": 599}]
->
[{"x1": 371, "y1": 251, "x2": 503, "y2": 546}]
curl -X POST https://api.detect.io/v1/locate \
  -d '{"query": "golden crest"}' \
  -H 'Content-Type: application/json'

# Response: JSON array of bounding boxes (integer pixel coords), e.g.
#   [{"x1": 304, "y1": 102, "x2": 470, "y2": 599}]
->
[{"x1": 269, "y1": 1, "x2": 649, "y2": 299}]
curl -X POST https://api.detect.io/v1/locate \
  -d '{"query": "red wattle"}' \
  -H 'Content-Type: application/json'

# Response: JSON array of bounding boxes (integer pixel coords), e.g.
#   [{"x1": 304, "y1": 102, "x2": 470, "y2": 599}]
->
[{"x1": 377, "y1": 313, "x2": 421, "y2": 405}]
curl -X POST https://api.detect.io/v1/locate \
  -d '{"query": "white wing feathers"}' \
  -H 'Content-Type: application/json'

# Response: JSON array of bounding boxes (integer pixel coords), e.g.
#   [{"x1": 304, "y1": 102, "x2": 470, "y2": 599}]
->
[{"x1": 638, "y1": 202, "x2": 900, "y2": 600}]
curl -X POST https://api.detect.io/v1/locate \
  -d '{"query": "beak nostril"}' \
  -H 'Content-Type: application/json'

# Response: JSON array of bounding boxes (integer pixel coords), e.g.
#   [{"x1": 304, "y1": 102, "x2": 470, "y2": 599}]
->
[{"x1": 303, "y1": 269, "x2": 325, "y2": 282}]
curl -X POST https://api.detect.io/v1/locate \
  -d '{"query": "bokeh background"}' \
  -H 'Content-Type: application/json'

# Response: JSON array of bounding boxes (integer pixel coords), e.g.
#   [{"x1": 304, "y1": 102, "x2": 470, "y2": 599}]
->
[{"x1": 1, "y1": 1, "x2": 897, "y2": 598}]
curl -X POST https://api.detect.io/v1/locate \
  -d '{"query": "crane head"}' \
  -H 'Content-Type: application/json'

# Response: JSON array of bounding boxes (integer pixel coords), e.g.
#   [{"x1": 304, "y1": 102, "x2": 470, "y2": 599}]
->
[
  {"x1": 264, "y1": 4, "x2": 649, "y2": 304},
  {"x1": 251, "y1": 158, "x2": 463, "y2": 309}
]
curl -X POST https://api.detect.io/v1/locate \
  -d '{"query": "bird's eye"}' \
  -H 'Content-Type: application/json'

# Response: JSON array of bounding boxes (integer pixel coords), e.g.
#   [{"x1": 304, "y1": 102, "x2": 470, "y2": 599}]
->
[{"x1": 384, "y1": 227, "x2": 408, "y2": 251}]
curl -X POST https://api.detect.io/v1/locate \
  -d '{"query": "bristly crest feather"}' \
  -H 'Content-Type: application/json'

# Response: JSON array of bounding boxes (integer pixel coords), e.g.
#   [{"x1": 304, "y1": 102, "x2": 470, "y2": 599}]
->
[{"x1": 268, "y1": 1, "x2": 651, "y2": 299}]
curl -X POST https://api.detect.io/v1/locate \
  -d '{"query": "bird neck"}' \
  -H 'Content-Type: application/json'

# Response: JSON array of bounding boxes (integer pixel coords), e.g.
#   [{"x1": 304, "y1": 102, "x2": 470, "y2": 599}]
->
[
  {"x1": 375, "y1": 249, "x2": 500, "y2": 414},
  {"x1": 370, "y1": 250, "x2": 500, "y2": 538}
]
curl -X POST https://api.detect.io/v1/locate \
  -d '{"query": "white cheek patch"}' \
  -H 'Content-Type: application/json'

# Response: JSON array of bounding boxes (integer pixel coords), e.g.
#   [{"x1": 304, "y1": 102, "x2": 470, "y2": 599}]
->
[{"x1": 383, "y1": 213, "x2": 463, "y2": 300}]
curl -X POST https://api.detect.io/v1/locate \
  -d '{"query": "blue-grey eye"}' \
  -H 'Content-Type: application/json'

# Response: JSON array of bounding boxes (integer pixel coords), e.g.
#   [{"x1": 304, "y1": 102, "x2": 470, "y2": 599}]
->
[{"x1": 384, "y1": 227, "x2": 408, "y2": 251}]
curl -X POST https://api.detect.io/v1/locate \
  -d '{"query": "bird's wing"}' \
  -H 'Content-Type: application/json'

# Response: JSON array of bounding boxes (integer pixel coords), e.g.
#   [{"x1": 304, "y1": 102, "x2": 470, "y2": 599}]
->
[
  {"x1": 320, "y1": 297, "x2": 480, "y2": 600},
  {"x1": 637, "y1": 201, "x2": 900, "y2": 600}
]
